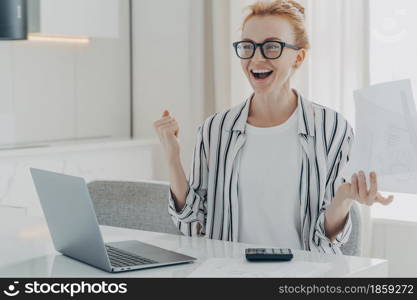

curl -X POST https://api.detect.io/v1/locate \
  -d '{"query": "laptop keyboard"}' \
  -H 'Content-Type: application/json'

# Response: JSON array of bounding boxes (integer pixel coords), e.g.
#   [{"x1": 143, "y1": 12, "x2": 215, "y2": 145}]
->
[{"x1": 105, "y1": 245, "x2": 158, "y2": 268}]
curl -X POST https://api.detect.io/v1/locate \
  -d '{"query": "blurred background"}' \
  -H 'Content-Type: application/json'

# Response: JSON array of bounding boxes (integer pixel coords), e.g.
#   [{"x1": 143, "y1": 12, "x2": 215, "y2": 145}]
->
[{"x1": 0, "y1": 0, "x2": 416, "y2": 276}]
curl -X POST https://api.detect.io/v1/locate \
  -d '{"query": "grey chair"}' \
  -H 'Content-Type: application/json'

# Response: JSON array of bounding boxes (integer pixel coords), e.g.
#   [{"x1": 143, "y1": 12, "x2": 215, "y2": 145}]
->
[
  {"x1": 340, "y1": 201, "x2": 362, "y2": 256},
  {"x1": 87, "y1": 180, "x2": 362, "y2": 256},
  {"x1": 87, "y1": 180, "x2": 181, "y2": 235}
]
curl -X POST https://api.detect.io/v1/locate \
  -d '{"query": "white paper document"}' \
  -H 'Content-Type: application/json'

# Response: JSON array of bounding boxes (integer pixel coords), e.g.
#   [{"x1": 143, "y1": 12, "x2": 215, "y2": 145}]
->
[
  {"x1": 187, "y1": 258, "x2": 331, "y2": 278},
  {"x1": 342, "y1": 79, "x2": 417, "y2": 193}
]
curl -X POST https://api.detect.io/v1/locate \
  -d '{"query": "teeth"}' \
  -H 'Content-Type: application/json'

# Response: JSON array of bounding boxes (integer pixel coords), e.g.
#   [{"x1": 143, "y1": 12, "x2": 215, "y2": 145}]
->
[{"x1": 252, "y1": 70, "x2": 272, "y2": 74}]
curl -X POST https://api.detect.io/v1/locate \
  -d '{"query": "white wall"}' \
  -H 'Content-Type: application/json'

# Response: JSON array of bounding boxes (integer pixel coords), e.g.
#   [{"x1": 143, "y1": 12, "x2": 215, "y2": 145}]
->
[
  {"x1": 0, "y1": 139, "x2": 156, "y2": 217},
  {"x1": 372, "y1": 219, "x2": 417, "y2": 276},
  {"x1": 0, "y1": 1, "x2": 130, "y2": 146},
  {"x1": 132, "y1": 0, "x2": 206, "y2": 180}
]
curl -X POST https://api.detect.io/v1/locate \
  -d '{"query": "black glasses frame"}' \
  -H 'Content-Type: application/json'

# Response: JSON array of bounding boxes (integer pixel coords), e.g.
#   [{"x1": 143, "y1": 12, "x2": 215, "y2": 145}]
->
[{"x1": 232, "y1": 40, "x2": 300, "y2": 59}]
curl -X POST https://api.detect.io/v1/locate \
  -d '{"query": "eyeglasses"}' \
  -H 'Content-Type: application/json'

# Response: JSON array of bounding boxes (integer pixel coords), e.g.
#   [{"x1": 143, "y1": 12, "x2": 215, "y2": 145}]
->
[{"x1": 232, "y1": 40, "x2": 300, "y2": 60}]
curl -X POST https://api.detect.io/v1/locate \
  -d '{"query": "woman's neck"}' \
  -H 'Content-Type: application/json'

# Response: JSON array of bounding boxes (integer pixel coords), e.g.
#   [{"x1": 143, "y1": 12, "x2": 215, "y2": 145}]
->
[{"x1": 248, "y1": 86, "x2": 298, "y2": 127}]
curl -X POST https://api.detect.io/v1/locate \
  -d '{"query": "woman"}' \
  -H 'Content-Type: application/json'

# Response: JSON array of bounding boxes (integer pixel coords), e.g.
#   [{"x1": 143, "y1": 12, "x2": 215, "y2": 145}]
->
[{"x1": 153, "y1": 0, "x2": 393, "y2": 254}]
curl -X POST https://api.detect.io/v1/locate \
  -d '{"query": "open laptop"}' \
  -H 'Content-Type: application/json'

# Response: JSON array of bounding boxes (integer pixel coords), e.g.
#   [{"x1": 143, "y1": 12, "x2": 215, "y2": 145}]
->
[{"x1": 30, "y1": 168, "x2": 196, "y2": 273}]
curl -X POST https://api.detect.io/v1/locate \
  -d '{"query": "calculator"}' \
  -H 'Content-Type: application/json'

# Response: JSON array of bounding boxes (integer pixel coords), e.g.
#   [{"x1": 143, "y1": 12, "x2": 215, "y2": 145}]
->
[{"x1": 245, "y1": 248, "x2": 293, "y2": 261}]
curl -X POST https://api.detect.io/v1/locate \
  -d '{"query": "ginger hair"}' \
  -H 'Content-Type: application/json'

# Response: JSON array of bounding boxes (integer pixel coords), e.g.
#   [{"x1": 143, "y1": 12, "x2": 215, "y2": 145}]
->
[{"x1": 243, "y1": 0, "x2": 310, "y2": 49}]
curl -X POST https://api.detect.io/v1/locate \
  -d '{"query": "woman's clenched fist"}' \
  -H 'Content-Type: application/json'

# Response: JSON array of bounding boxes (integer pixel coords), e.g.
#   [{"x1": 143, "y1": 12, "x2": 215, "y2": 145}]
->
[{"x1": 153, "y1": 110, "x2": 181, "y2": 163}]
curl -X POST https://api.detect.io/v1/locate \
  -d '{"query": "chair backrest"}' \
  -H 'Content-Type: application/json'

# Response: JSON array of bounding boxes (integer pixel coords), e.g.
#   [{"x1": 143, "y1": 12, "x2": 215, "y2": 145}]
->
[
  {"x1": 340, "y1": 201, "x2": 362, "y2": 256},
  {"x1": 87, "y1": 180, "x2": 181, "y2": 235}
]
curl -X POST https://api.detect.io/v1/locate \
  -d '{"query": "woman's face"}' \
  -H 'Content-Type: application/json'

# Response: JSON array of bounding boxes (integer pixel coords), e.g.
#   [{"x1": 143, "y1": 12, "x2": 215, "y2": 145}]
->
[{"x1": 240, "y1": 15, "x2": 305, "y2": 95}]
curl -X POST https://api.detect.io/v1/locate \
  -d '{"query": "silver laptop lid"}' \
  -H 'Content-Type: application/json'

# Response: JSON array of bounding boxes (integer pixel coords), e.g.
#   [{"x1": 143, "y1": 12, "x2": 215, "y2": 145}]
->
[{"x1": 30, "y1": 168, "x2": 112, "y2": 272}]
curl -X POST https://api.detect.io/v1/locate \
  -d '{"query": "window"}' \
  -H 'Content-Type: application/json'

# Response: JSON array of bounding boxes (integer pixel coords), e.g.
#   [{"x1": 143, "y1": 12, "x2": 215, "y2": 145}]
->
[{"x1": 370, "y1": 0, "x2": 417, "y2": 221}]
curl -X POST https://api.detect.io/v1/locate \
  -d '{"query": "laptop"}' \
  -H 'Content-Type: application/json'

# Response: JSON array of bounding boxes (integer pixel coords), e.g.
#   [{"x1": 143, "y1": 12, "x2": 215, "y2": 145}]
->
[{"x1": 30, "y1": 168, "x2": 196, "y2": 273}]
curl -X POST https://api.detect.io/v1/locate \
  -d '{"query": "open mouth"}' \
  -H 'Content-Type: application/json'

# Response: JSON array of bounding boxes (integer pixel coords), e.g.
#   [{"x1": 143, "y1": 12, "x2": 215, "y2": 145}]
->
[{"x1": 251, "y1": 70, "x2": 273, "y2": 80}]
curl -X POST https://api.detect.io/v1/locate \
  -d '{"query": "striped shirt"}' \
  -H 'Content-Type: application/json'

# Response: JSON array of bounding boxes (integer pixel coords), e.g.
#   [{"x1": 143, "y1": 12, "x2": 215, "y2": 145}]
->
[{"x1": 168, "y1": 89, "x2": 354, "y2": 254}]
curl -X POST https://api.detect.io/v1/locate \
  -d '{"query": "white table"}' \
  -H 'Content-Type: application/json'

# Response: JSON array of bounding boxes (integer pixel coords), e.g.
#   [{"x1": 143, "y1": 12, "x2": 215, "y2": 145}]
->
[{"x1": 0, "y1": 215, "x2": 388, "y2": 277}]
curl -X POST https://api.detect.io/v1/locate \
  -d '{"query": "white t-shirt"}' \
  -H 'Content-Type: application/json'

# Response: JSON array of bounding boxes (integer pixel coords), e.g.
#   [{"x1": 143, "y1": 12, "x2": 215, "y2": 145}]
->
[{"x1": 237, "y1": 107, "x2": 302, "y2": 249}]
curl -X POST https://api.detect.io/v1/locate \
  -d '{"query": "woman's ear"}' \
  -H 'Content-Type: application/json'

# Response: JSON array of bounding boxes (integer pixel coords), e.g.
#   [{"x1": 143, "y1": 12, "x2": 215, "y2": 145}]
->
[{"x1": 293, "y1": 48, "x2": 307, "y2": 68}]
